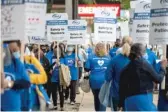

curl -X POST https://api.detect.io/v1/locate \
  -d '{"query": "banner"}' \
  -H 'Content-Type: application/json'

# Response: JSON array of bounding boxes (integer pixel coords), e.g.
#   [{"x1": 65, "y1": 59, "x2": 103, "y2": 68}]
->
[
  {"x1": 67, "y1": 20, "x2": 87, "y2": 44},
  {"x1": 1, "y1": 0, "x2": 25, "y2": 41},
  {"x1": 25, "y1": 0, "x2": 47, "y2": 43},
  {"x1": 94, "y1": 9, "x2": 117, "y2": 42},
  {"x1": 149, "y1": 0, "x2": 168, "y2": 45},
  {"x1": 46, "y1": 13, "x2": 68, "y2": 41},
  {"x1": 132, "y1": 1, "x2": 151, "y2": 44}
]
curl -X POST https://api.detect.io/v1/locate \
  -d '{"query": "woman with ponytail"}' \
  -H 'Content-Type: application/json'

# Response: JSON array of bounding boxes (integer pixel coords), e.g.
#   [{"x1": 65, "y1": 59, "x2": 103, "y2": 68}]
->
[
  {"x1": 84, "y1": 42, "x2": 111, "y2": 111},
  {"x1": 119, "y1": 43, "x2": 167, "y2": 111},
  {"x1": 105, "y1": 36, "x2": 132, "y2": 111}
]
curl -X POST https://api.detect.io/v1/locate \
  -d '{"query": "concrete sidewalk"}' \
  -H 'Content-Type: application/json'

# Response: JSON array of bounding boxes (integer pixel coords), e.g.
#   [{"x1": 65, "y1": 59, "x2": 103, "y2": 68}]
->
[
  {"x1": 79, "y1": 91, "x2": 159, "y2": 111},
  {"x1": 78, "y1": 91, "x2": 111, "y2": 111}
]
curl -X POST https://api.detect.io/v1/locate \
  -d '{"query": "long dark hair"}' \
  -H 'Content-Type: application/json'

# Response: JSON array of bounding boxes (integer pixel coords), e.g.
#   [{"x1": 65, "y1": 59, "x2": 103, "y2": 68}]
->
[{"x1": 129, "y1": 43, "x2": 146, "y2": 61}]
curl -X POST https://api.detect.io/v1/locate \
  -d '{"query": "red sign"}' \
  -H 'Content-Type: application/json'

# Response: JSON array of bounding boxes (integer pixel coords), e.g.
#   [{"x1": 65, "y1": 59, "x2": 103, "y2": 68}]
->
[{"x1": 78, "y1": 4, "x2": 120, "y2": 17}]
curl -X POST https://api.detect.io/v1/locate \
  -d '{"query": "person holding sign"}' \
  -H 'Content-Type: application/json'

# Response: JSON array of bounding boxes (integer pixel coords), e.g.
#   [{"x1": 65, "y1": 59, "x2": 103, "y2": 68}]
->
[
  {"x1": 49, "y1": 45, "x2": 65, "y2": 111},
  {"x1": 85, "y1": 42, "x2": 111, "y2": 111},
  {"x1": 64, "y1": 45, "x2": 79, "y2": 105},
  {"x1": 119, "y1": 43, "x2": 167, "y2": 111},
  {"x1": 1, "y1": 41, "x2": 30, "y2": 111}
]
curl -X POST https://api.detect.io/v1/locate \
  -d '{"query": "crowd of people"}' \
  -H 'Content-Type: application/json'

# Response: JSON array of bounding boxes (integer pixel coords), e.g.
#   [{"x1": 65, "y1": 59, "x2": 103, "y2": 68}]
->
[{"x1": 1, "y1": 36, "x2": 168, "y2": 111}]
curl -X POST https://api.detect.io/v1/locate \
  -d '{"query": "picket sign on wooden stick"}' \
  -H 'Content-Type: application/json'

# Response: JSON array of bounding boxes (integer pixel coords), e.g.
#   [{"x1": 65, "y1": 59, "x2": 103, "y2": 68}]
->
[
  {"x1": 0, "y1": 41, "x2": 4, "y2": 94},
  {"x1": 20, "y1": 41, "x2": 25, "y2": 62},
  {"x1": 57, "y1": 41, "x2": 60, "y2": 64},
  {"x1": 75, "y1": 45, "x2": 78, "y2": 67},
  {"x1": 38, "y1": 44, "x2": 41, "y2": 61}
]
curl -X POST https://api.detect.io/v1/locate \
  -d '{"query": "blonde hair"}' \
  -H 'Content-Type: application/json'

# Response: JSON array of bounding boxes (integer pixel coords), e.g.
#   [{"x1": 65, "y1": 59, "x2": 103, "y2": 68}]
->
[
  {"x1": 121, "y1": 36, "x2": 132, "y2": 57},
  {"x1": 95, "y1": 42, "x2": 107, "y2": 57}
]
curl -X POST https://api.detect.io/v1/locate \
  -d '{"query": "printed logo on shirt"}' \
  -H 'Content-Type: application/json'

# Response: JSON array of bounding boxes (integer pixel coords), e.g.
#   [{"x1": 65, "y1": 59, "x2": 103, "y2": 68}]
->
[
  {"x1": 97, "y1": 60, "x2": 104, "y2": 66},
  {"x1": 67, "y1": 59, "x2": 74, "y2": 66}
]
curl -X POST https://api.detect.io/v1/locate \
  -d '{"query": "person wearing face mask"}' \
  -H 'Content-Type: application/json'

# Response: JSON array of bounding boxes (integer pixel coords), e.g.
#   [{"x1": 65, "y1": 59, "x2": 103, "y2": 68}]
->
[
  {"x1": 49, "y1": 45, "x2": 65, "y2": 111},
  {"x1": 1, "y1": 41, "x2": 30, "y2": 111},
  {"x1": 64, "y1": 45, "x2": 79, "y2": 105},
  {"x1": 109, "y1": 39, "x2": 121, "y2": 58},
  {"x1": 119, "y1": 43, "x2": 167, "y2": 111},
  {"x1": 46, "y1": 42, "x2": 55, "y2": 65},
  {"x1": 85, "y1": 42, "x2": 111, "y2": 111},
  {"x1": 1, "y1": 44, "x2": 14, "y2": 93}
]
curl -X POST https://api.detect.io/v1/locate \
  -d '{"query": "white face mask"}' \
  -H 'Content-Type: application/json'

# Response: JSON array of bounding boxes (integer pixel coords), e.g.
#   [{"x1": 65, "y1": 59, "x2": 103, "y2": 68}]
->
[
  {"x1": 67, "y1": 47, "x2": 74, "y2": 52},
  {"x1": 12, "y1": 51, "x2": 21, "y2": 59}
]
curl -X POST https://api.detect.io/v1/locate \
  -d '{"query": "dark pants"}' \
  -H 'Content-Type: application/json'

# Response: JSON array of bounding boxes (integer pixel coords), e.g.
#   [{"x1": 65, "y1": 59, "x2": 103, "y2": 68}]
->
[
  {"x1": 92, "y1": 89, "x2": 106, "y2": 111},
  {"x1": 112, "y1": 97, "x2": 119, "y2": 111},
  {"x1": 50, "y1": 82, "x2": 64, "y2": 108},
  {"x1": 65, "y1": 80, "x2": 77, "y2": 102}
]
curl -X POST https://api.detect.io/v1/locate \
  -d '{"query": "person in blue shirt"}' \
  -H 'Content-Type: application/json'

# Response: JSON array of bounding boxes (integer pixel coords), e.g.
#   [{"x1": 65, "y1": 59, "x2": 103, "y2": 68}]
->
[
  {"x1": 118, "y1": 43, "x2": 166, "y2": 111},
  {"x1": 50, "y1": 45, "x2": 65, "y2": 111},
  {"x1": 109, "y1": 39, "x2": 121, "y2": 58},
  {"x1": 86, "y1": 44, "x2": 93, "y2": 56},
  {"x1": 45, "y1": 42, "x2": 55, "y2": 65},
  {"x1": 105, "y1": 42, "x2": 131, "y2": 111},
  {"x1": 1, "y1": 41, "x2": 30, "y2": 111},
  {"x1": 64, "y1": 45, "x2": 79, "y2": 105},
  {"x1": 85, "y1": 43, "x2": 111, "y2": 111}
]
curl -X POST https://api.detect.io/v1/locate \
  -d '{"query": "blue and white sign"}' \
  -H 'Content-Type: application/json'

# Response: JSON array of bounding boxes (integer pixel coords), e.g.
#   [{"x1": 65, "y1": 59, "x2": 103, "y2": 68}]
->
[
  {"x1": 149, "y1": 0, "x2": 168, "y2": 45},
  {"x1": 94, "y1": 9, "x2": 117, "y2": 42},
  {"x1": 25, "y1": 0, "x2": 47, "y2": 43},
  {"x1": 67, "y1": 20, "x2": 87, "y2": 44},
  {"x1": 1, "y1": 0, "x2": 47, "y2": 42},
  {"x1": 46, "y1": 13, "x2": 68, "y2": 41},
  {"x1": 1, "y1": 0, "x2": 25, "y2": 41},
  {"x1": 132, "y1": 1, "x2": 151, "y2": 44}
]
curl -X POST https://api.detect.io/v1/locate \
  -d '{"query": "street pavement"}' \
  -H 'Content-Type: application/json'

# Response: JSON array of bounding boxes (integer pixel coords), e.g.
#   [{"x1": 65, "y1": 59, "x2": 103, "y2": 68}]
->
[{"x1": 47, "y1": 88, "x2": 159, "y2": 111}]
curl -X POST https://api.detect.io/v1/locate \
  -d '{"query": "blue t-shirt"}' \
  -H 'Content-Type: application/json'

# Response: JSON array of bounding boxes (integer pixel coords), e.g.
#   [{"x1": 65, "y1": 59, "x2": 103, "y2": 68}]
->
[
  {"x1": 109, "y1": 47, "x2": 119, "y2": 58},
  {"x1": 45, "y1": 50, "x2": 54, "y2": 65},
  {"x1": 85, "y1": 54, "x2": 111, "y2": 89},
  {"x1": 64, "y1": 53, "x2": 78, "y2": 80},
  {"x1": 1, "y1": 58, "x2": 30, "y2": 111},
  {"x1": 51, "y1": 56, "x2": 64, "y2": 82},
  {"x1": 105, "y1": 54, "x2": 130, "y2": 99}
]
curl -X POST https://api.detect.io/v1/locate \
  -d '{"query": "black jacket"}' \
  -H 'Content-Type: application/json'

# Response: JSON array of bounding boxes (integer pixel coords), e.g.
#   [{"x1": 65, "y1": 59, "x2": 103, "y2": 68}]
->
[{"x1": 119, "y1": 58, "x2": 165, "y2": 107}]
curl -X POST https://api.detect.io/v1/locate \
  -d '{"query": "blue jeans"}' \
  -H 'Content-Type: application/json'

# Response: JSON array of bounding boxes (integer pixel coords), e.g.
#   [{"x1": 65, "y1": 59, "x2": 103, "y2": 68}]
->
[{"x1": 92, "y1": 89, "x2": 106, "y2": 111}]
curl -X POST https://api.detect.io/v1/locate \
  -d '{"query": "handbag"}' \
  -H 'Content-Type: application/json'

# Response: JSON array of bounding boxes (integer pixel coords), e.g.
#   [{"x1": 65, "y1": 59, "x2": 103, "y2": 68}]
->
[
  {"x1": 80, "y1": 76, "x2": 90, "y2": 93},
  {"x1": 99, "y1": 81, "x2": 112, "y2": 107}
]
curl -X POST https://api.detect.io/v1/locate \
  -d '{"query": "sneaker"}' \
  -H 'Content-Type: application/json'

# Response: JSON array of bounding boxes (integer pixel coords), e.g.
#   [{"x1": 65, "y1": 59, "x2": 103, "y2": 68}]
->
[
  {"x1": 50, "y1": 106, "x2": 58, "y2": 110},
  {"x1": 70, "y1": 101, "x2": 75, "y2": 105}
]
